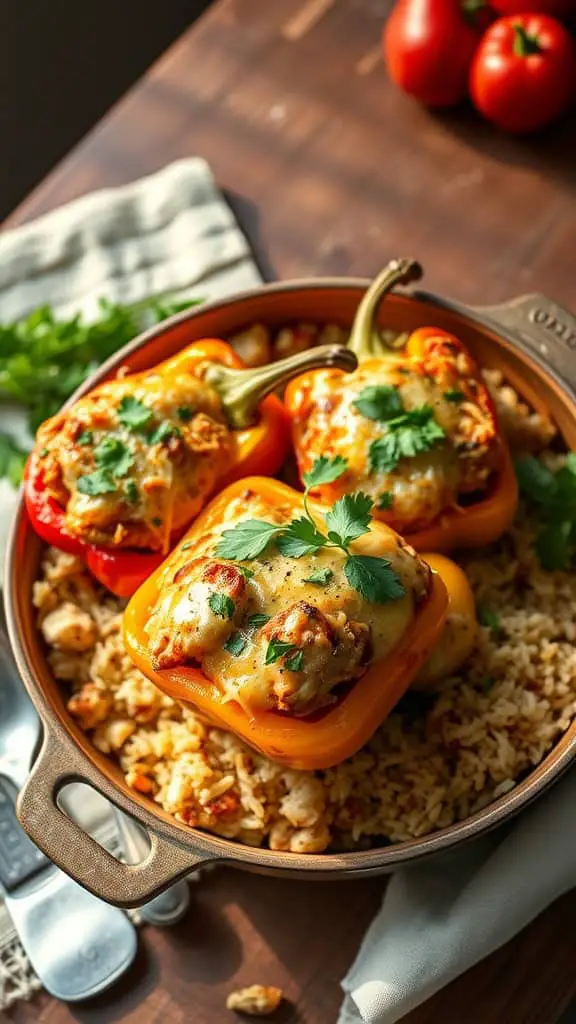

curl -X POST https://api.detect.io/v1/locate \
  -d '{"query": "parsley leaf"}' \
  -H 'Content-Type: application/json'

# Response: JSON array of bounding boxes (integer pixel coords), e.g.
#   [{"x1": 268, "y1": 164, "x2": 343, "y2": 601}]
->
[
  {"x1": 515, "y1": 456, "x2": 557, "y2": 505},
  {"x1": 265, "y1": 638, "x2": 298, "y2": 665},
  {"x1": 208, "y1": 593, "x2": 235, "y2": 619},
  {"x1": 0, "y1": 433, "x2": 28, "y2": 488},
  {"x1": 477, "y1": 604, "x2": 501, "y2": 633},
  {"x1": 325, "y1": 492, "x2": 373, "y2": 547},
  {"x1": 344, "y1": 555, "x2": 405, "y2": 603},
  {"x1": 368, "y1": 406, "x2": 445, "y2": 474},
  {"x1": 118, "y1": 395, "x2": 152, "y2": 430},
  {"x1": 303, "y1": 568, "x2": 334, "y2": 586},
  {"x1": 247, "y1": 613, "x2": 271, "y2": 629},
  {"x1": 177, "y1": 406, "x2": 193, "y2": 422},
  {"x1": 215, "y1": 520, "x2": 282, "y2": 560},
  {"x1": 77, "y1": 469, "x2": 117, "y2": 495},
  {"x1": 93, "y1": 437, "x2": 134, "y2": 477},
  {"x1": 224, "y1": 632, "x2": 248, "y2": 656},
  {"x1": 237, "y1": 566, "x2": 255, "y2": 581},
  {"x1": 377, "y1": 492, "x2": 394, "y2": 510},
  {"x1": 276, "y1": 517, "x2": 328, "y2": 557},
  {"x1": 124, "y1": 480, "x2": 139, "y2": 503},
  {"x1": 536, "y1": 521, "x2": 574, "y2": 572},
  {"x1": 302, "y1": 455, "x2": 348, "y2": 489},
  {"x1": 443, "y1": 390, "x2": 465, "y2": 403},
  {"x1": 515, "y1": 455, "x2": 576, "y2": 571},
  {"x1": 285, "y1": 650, "x2": 304, "y2": 672},
  {"x1": 353, "y1": 385, "x2": 403, "y2": 421},
  {"x1": 77, "y1": 430, "x2": 93, "y2": 445}
]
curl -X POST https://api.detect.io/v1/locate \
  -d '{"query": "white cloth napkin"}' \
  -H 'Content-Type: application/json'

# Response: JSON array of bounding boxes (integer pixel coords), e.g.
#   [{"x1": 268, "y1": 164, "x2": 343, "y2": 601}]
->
[
  {"x1": 339, "y1": 746, "x2": 576, "y2": 1022},
  {"x1": 0, "y1": 157, "x2": 262, "y2": 1008}
]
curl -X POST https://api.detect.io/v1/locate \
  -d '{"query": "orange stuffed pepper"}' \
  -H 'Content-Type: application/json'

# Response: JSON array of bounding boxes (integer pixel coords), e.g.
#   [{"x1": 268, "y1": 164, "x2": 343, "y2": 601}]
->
[
  {"x1": 25, "y1": 338, "x2": 356, "y2": 597},
  {"x1": 285, "y1": 258, "x2": 518, "y2": 553},
  {"x1": 124, "y1": 470, "x2": 450, "y2": 770}
]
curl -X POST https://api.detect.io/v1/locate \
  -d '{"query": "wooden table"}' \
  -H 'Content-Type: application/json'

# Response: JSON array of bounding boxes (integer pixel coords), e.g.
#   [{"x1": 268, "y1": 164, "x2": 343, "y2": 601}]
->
[{"x1": 5, "y1": 2, "x2": 576, "y2": 1022}]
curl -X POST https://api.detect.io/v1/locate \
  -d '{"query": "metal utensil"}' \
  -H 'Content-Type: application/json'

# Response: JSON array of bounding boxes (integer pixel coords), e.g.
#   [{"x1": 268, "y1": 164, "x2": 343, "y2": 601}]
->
[{"x1": 0, "y1": 607, "x2": 137, "y2": 1001}]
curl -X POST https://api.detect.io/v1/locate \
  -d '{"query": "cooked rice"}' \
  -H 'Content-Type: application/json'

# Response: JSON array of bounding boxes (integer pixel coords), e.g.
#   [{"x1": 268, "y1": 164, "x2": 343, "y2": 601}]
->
[{"x1": 31, "y1": 356, "x2": 576, "y2": 855}]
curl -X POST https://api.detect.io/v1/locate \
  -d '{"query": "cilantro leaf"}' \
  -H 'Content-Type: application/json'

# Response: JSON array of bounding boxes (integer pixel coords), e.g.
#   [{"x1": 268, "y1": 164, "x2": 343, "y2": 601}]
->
[
  {"x1": 148, "y1": 421, "x2": 178, "y2": 445},
  {"x1": 237, "y1": 566, "x2": 255, "y2": 581},
  {"x1": 477, "y1": 604, "x2": 501, "y2": 633},
  {"x1": 177, "y1": 406, "x2": 193, "y2": 422},
  {"x1": 0, "y1": 433, "x2": 28, "y2": 488},
  {"x1": 247, "y1": 613, "x2": 270, "y2": 629},
  {"x1": 77, "y1": 430, "x2": 93, "y2": 445},
  {"x1": 302, "y1": 455, "x2": 348, "y2": 489},
  {"x1": 285, "y1": 650, "x2": 304, "y2": 672},
  {"x1": 118, "y1": 395, "x2": 152, "y2": 430},
  {"x1": 536, "y1": 521, "x2": 573, "y2": 571},
  {"x1": 215, "y1": 520, "x2": 282, "y2": 560},
  {"x1": 303, "y1": 568, "x2": 334, "y2": 586},
  {"x1": 208, "y1": 593, "x2": 235, "y2": 619},
  {"x1": 353, "y1": 385, "x2": 403, "y2": 421},
  {"x1": 325, "y1": 492, "x2": 373, "y2": 547},
  {"x1": 77, "y1": 469, "x2": 117, "y2": 495},
  {"x1": 515, "y1": 456, "x2": 557, "y2": 505},
  {"x1": 93, "y1": 437, "x2": 133, "y2": 478},
  {"x1": 124, "y1": 480, "x2": 139, "y2": 503},
  {"x1": 377, "y1": 492, "x2": 393, "y2": 510},
  {"x1": 344, "y1": 554, "x2": 405, "y2": 603},
  {"x1": 368, "y1": 406, "x2": 445, "y2": 474},
  {"x1": 224, "y1": 632, "x2": 248, "y2": 656},
  {"x1": 443, "y1": 390, "x2": 465, "y2": 403},
  {"x1": 276, "y1": 517, "x2": 327, "y2": 558},
  {"x1": 265, "y1": 638, "x2": 298, "y2": 665}
]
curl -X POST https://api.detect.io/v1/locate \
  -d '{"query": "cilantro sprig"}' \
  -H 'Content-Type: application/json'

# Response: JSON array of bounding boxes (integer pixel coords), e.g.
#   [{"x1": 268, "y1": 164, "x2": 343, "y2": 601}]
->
[
  {"x1": 352, "y1": 384, "x2": 445, "y2": 475},
  {"x1": 515, "y1": 454, "x2": 576, "y2": 571},
  {"x1": 215, "y1": 456, "x2": 405, "y2": 604}
]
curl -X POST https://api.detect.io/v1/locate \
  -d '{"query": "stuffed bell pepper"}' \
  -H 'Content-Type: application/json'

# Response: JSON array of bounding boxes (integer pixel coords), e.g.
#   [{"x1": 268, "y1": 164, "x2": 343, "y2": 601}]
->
[
  {"x1": 25, "y1": 338, "x2": 357, "y2": 597},
  {"x1": 285, "y1": 258, "x2": 518, "y2": 553},
  {"x1": 123, "y1": 460, "x2": 453, "y2": 770}
]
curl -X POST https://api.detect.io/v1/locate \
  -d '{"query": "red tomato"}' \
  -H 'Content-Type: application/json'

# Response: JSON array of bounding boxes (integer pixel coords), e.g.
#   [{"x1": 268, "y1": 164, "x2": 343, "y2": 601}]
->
[
  {"x1": 383, "y1": 0, "x2": 489, "y2": 107},
  {"x1": 491, "y1": 0, "x2": 574, "y2": 16},
  {"x1": 470, "y1": 14, "x2": 576, "y2": 133}
]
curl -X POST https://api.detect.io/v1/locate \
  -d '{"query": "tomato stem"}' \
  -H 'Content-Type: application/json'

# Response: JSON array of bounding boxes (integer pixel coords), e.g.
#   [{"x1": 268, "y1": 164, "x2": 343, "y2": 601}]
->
[
  {"x1": 461, "y1": 0, "x2": 485, "y2": 26},
  {"x1": 512, "y1": 23, "x2": 542, "y2": 57}
]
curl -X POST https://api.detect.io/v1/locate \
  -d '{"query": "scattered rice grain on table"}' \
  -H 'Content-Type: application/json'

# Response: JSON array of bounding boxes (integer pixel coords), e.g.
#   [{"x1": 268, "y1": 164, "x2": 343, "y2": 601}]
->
[{"x1": 31, "y1": 340, "x2": 576, "y2": 854}]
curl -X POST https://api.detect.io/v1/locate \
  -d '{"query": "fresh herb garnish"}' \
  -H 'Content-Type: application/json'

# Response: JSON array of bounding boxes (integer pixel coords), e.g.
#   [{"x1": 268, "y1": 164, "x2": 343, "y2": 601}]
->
[
  {"x1": 265, "y1": 638, "x2": 299, "y2": 665},
  {"x1": 177, "y1": 406, "x2": 193, "y2": 422},
  {"x1": 477, "y1": 604, "x2": 502, "y2": 634},
  {"x1": 353, "y1": 385, "x2": 403, "y2": 422},
  {"x1": 303, "y1": 568, "x2": 334, "y2": 586},
  {"x1": 515, "y1": 454, "x2": 576, "y2": 571},
  {"x1": 285, "y1": 649, "x2": 304, "y2": 672},
  {"x1": 444, "y1": 390, "x2": 465, "y2": 403},
  {"x1": 76, "y1": 469, "x2": 117, "y2": 495},
  {"x1": 118, "y1": 395, "x2": 152, "y2": 430},
  {"x1": 93, "y1": 437, "x2": 133, "y2": 477},
  {"x1": 237, "y1": 565, "x2": 255, "y2": 581},
  {"x1": 0, "y1": 295, "x2": 201, "y2": 483},
  {"x1": 77, "y1": 430, "x2": 93, "y2": 445},
  {"x1": 148, "y1": 421, "x2": 179, "y2": 445},
  {"x1": 0, "y1": 433, "x2": 28, "y2": 488},
  {"x1": 181, "y1": 541, "x2": 194, "y2": 551},
  {"x1": 124, "y1": 480, "x2": 139, "y2": 503},
  {"x1": 368, "y1": 406, "x2": 445, "y2": 474},
  {"x1": 247, "y1": 613, "x2": 271, "y2": 629},
  {"x1": 208, "y1": 593, "x2": 235, "y2": 619},
  {"x1": 215, "y1": 456, "x2": 405, "y2": 604},
  {"x1": 377, "y1": 492, "x2": 394, "y2": 510}
]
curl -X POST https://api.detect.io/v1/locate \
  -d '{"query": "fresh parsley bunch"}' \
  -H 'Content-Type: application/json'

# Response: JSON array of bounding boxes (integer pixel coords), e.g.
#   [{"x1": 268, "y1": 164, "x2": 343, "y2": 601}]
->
[
  {"x1": 215, "y1": 456, "x2": 406, "y2": 605},
  {"x1": 0, "y1": 295, "x2": 200, "y2": 484},
  {"x1": 353, "y1": 385, "x2": 446, "y2": 475},
  {"x1": 515, "y1": 453, "x2": 576, "y2": 571}
]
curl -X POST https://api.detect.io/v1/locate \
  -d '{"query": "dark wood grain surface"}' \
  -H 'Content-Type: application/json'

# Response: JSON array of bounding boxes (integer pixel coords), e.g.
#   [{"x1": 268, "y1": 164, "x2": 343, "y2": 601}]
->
[{"x1": 3, "y1": 1, "x2": 576, "y2": 1022}]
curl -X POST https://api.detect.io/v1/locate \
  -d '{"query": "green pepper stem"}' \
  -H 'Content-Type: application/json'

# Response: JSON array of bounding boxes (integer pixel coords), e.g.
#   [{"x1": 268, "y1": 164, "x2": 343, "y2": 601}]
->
[
  {"x1": 204, "y1": 344, "x2": 358, "y2": 428},
  {"x1": 347, "y1": 258, "x2": 423, "y2": 361}
]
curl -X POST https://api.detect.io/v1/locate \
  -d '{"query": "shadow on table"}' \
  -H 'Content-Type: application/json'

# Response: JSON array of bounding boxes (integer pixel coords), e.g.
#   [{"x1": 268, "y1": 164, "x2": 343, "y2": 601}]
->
[{"x1": 224, "y1": 190, "x2": 279, "y2": 283}]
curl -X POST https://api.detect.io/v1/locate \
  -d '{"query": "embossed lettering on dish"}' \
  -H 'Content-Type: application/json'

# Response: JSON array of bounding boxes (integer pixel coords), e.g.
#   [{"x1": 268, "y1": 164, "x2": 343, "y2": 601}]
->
[{"x1": 529, "y1": 307, "x2": 576, "y2": 350}]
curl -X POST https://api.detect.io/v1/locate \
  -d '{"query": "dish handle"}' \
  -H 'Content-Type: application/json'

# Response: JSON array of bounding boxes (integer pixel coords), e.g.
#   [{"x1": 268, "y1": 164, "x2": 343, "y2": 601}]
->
[
  {"x1": 415, "y1": 290, "x2": 576, "y2": 392},
  {"x1": 17, "y1": 728, "x2": 216, "y2": 908}
]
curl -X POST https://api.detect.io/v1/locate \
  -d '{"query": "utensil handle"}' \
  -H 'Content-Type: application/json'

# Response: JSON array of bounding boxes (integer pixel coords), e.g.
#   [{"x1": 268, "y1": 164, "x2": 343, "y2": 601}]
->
[
  {"x1": 415, "y1": 290, "x2": 576, "y2": 392},
  {"x1": 17, "y1": 731, "x2": 214, "y2": 908}
]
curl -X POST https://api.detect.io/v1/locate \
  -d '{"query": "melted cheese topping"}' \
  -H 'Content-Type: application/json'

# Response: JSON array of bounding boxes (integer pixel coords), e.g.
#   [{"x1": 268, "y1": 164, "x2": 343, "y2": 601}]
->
[
  {"x1": 36, "y1": 369, "x2": 232, "y2": 549},
  {"x1": 296, "y1": 354, "x2": 500, "y2": 532},
  {"x1": 144, "y1": 490, "x2": 431, "y2": 717}
]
